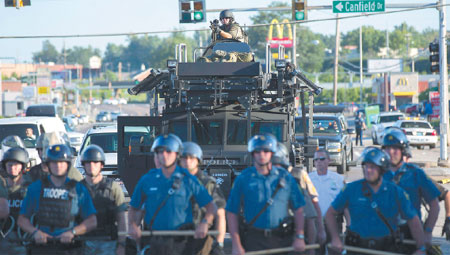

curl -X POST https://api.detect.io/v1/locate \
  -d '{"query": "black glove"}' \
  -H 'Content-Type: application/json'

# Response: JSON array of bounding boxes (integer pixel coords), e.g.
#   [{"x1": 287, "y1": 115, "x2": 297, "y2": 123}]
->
[{"x1": 442, "y1": 217, "x2": 450, "y2": 240}]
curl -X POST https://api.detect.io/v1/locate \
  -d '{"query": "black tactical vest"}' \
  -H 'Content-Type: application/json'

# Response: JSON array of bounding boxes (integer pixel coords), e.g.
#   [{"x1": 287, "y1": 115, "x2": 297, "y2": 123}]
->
[
  {"x1": 36, "y1": 178, "x2": 77, "y2": 230},
  {"x1": 82, "y1": 178, "x2": 117, "y2": 238},
  {"x1": 7, "y1": 181, "x2": 30, "y2": 220}
]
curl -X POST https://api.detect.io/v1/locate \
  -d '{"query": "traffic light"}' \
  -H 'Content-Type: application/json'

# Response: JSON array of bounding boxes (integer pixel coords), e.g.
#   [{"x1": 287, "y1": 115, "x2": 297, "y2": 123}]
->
[
  {"x1": 179, "y1": 0, "x2": 206, "y2": 23},
  {"x1": 429, "y1": 42, "x2": 440, "y2": 73},
  {"x1": 292, "y1": 0, "x2": 307, "y2": 21},
  {"x1": 4, "y1": 0, "x2": 31, "y2": 7}
]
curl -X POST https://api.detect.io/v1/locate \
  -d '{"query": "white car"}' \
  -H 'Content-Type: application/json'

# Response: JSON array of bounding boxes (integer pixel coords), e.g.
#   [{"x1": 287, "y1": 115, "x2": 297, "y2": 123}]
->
[
  {"x1": 76, "y1": 124, "x2": 128, "y2": 196},
  {"x1": 371, "y1": 112, "x2": 405, "y2": 145},
  {"x1": 393, "y1": 119, "x2": 438, "y2": 149},
  {"x1": 64, "y1": 124, "x2": 84, "y2": 152}
]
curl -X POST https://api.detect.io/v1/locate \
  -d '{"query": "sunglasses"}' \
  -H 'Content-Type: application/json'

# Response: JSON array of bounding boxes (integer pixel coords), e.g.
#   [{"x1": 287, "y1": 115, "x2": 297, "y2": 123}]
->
[
  {"x1": 254, "y1": 149, "x2": 272, "y2": 153},
  {"x1": 313, "y1": 157, "x2": 327, "y2": 161}
]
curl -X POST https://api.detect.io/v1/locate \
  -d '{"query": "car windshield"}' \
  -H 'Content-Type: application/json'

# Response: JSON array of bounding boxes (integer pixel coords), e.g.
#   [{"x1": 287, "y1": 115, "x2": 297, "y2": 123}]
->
[
  {"x1": 123, "y1": 126, "x2": 158, "y2": 147},
  {"x1": 82, "y1": 133, "x2": 118, "y2": 153},
  {"x1": 380, "y1": 115, "x2": 403, "y2": 123},
  {"x1": 169, "y1": 120, "x2": 223, "y2": 145},
  {"x1": 295, "y1": 118, "x2": 341, "y2": 134},
  {"x1": 0, "y1": 124, "x2": 38, "y2": 148},
  {"x1": 227, "y1": 120, "x2": 283, "y2": 145},
  {"x1": 400, "y1": 122, "x2": 431, "y2": 129}
]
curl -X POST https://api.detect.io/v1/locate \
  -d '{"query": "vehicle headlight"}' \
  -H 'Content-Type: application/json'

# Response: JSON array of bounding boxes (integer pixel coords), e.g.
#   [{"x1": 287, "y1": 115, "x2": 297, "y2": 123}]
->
[{"x1": 326, "y1": 142, "x2": 341, "y2": 153}]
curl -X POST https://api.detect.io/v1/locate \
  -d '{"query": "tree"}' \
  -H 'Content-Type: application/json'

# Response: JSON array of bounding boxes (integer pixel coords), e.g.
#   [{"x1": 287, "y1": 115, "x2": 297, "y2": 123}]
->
[
  {"x1": 32, "y1": 40, "x2": 60, "y2": 63},
  {"x1": 103, "y1": 43, "x2": 126, "y2": 71},
  {"x1": 341, "y1": 26, "x2": 385, "y2": 57},
  {"x1": 122, "y1": 35, "x2": 162, "y2": 70},
  {"x1": 296, "y1": 27, "x2": 325, "y2": 73},
  {"x1": 65, "y1": 46, "x2": 101, "y2": 66}
]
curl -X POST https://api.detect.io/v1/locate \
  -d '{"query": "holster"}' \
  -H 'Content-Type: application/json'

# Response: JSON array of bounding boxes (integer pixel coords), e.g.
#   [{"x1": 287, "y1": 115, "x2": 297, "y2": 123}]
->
[
  {"x1": 277, "y1": 216, "x2": 295, "y2": 237},
  {"x1": 345, "y1": 230, "x2": 396, "y2": 252}
]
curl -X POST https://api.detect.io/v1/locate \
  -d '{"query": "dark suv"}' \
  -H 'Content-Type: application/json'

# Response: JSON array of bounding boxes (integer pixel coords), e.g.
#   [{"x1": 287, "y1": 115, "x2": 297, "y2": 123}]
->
[{"x1": 295, "y1": 108, "x2": 355, "y2": 174}]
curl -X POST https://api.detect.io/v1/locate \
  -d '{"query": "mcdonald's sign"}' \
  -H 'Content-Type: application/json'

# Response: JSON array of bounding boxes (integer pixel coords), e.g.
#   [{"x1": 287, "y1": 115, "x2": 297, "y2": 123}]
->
[
  {"x1": 266, "y1": 19, "x2": 293, "y2": 48},
  {"x1": 396, "y1": 77, "x2": 408, "y2": 86}
]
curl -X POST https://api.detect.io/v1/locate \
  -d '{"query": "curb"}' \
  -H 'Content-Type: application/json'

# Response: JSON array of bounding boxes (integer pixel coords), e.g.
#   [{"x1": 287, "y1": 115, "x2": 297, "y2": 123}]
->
[{"x1": 411, "y1": 161, "x2": 438, "y2": 168}]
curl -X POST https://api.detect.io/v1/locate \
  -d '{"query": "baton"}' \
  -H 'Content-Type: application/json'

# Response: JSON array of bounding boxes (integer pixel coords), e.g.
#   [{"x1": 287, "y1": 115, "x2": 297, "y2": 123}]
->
[
  {"x1": 403, "y1": 239, "x2": 441, "y2": 246},
  {"x1": 244, "y1": 244, "x2": 320, "y2": 255},
  {"x1": 118, "y1": 230, "x2": 220, "y2": 237},
  {"x1": 327, "y1": 244, "x2": 407, "y2": 255}
]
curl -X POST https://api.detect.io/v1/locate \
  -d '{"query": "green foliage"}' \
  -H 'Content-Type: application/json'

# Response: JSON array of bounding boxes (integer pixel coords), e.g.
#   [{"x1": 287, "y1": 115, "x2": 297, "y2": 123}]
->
[
  {"x1": 66, "y1": 46, "x2": 101, "y2": 66},
  {"x1": 32, "y1": 40, "x2": 60, "y2": 63},
  {"x1": 419, "y1": 88, "x2": 431, "y2": 102},
  {"x1": 341, "y1": 26, "x2": 386, "y2": 57},
  {"x1": 103, "y1": 70, "x2": 118, "y2": 81},
  {"x1": 315, "y1": 87, "x2": 372, "y2": 104}
]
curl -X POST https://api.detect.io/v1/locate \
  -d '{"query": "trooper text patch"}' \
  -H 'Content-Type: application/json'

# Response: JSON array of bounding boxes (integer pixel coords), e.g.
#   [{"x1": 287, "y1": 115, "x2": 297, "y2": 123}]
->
[{"x1": 43, "y1": 188, "x2": 69, "y2": 200}]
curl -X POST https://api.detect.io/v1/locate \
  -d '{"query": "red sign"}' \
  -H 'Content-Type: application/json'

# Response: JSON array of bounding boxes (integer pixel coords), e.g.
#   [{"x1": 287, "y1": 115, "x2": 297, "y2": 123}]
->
[
  {"x1": 429, "y1": 91, "x2": 440, "y2": 119},
  {"x1": 267, "y1": 37, "x2": 293, "y2": 48}
]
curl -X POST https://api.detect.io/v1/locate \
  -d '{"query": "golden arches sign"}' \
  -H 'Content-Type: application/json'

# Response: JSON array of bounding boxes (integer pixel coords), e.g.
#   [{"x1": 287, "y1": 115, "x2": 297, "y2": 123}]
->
[
  {"x1": 267, "y1": 19, "x2": 293, "y2": 41},
  {"x1": 396, "y1": 77, "x2": 408, "y2": 86},
  {"x1": 267, "y1": 19, "x2": 294, "y2": 48}
]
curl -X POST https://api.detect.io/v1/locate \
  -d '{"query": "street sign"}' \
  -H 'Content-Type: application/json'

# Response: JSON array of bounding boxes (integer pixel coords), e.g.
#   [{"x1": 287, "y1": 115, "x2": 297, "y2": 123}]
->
[
  {"x1": 38, "y1": 87, "x2": 50, "y2": 94},
  {"x1": 333, "y1": 0, "x2": 385, "y2": 13}
]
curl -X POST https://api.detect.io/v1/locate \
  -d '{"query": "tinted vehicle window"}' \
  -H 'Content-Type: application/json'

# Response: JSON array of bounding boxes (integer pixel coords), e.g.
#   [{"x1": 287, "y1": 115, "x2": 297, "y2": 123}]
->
[
  {"x1": 83, "y1": 133, "x2": 118, "y2": 153},
  {"x1": 295, "y1": 118, "x2": 341, "y2": 134},
  {"x1": 123, "y1": 126, "x2": 158, "y2": 147},
  {"x1": 26, "y1": 105, "x2": 56, "y2": 117},
  {"x1": 0, "y1": 124, "x2": 39, "y2": 148},
  {"x1": 379, "y1": 115, "x2": 403, "y2": 123},
  {"x1": 169, "y1": 121, "x2": 223, "y2": 145},
  {"x1": 227, "y1": 120, "x2": 283, "y2": 145},
  {"x1": 400, "y1": 122, "x2": 431, "y2": 129}
]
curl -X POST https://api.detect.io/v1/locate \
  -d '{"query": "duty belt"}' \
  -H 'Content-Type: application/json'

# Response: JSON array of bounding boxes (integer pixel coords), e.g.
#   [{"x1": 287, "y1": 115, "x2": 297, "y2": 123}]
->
[
  {"x1": 245, "y1": 225, "x2": 285, "y2": 238},
  {"x1": 345, "y1": 230, "x2": 394, "y2": 250}
]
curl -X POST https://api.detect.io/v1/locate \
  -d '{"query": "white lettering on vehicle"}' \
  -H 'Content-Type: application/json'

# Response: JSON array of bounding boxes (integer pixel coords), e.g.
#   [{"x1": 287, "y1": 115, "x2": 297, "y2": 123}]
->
[{"x1": 43, "y1": 188, "x2": 69, "y2": 200}]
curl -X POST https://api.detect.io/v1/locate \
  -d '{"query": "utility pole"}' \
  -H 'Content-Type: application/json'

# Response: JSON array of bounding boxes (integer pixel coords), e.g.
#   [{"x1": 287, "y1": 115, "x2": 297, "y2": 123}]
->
[
  {"x1": 292, "y1": 23, "x2": 297, "y2": 66},
  {"x1": 359, "y1": 25, "x2": 363, "y2": 105},
  {"x1": 439, "y1": 0, "x2": 449, "y2": 164},
  {"x1": 333, "y1": 14, "x2": 340, "y2": 105}
]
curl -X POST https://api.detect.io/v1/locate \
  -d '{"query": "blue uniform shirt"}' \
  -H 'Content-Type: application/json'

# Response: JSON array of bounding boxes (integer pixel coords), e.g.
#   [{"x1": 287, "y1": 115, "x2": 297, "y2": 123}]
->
[
  {"x1": 383, "y1": 163, "x2": 440, "y2": 219},
  {"x1": 226, "y1": 166, "x2": 305, "y2": 229},
  {"x1": 332, "y1": 179, "x2": 417, "y2": 239},
  {"x1": 20, "y1": 176, "x2": 97, "y2": 236},
  {"x1": 129, "y1": 166, "x2": 213, "y2": 230}
]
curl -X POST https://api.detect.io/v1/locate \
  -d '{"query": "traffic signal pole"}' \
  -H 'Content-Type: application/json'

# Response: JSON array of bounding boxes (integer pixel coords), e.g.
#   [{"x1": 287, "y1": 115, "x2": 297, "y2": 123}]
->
[{"x1": 439, "y1": 0, "x2": 449, "y2": 164}]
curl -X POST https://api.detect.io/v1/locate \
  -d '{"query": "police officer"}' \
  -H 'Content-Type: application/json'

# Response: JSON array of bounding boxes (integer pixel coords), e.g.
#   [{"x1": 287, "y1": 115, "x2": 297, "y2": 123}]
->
[
  {"x1": 211, "y1": 10, "x2": 246, "y2": 43},
  {"x1": 18, "y1": 144, "x2": 97, "y2": 255},
  {"x1": 326, "y1": 147, "x2": 426, "y2": 255},
  {"x1": 128, "y1": 134, "x2": 216, "y2": 255},
  {"x1": 0, "y1": 147, "x2": 32, "y2": 254},
  {"x1": 80, "y1": 145, "x2": 127, "y2": 255},
  {"x1": 272, "y1": 142, "x2": 326, "y2": 254},
  {"x1": 28, "y1": 133, "x2": 84, "y2": 182},
  {"x1": 180, "y1": 141, "x2": 226, "y2": 255},
  {"x1": 382, "y1": 128, "x2": 440, "y2": 248},
  {"x1": 0, "y1": 176, "x2": 8, "y2": 219},
  {"x1": 226, "y1": 134, "x2": 306, "y2": 255}
]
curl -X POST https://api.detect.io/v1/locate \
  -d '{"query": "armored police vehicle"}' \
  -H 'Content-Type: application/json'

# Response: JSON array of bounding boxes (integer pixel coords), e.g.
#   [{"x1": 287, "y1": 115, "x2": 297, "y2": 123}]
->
[{"x1": 117, "y1": 40, "x2": 322, "y2": 197}]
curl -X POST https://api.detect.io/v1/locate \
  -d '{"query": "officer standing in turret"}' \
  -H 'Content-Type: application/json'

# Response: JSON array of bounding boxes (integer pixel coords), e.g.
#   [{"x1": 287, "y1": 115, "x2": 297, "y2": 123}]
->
[
  {"x1": 210, "y1": 10, "x2": 246, "y2": 43},
  {"x1": 180, "y1": 142, "x2": 226, "y2": 255},
  {"x1": 128, "y1": 134, "x2": 216, "y2": 255},
  {"x1": 0, "y1": 147, "x2": 31, "y2": 254},
  {"x1": 226, "y1": 134, "x2": 306, "y2": 255},
  {"x1": 80, "y1": 145, "x2": 127, "y2": 255},
  {"x1": 18, "y1": 144, "x2": 97, "y2": 254}
]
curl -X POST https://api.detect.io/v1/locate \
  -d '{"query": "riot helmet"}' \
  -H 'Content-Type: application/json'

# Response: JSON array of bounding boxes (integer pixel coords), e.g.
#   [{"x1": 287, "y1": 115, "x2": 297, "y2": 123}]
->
[
  {"x1": 40, "y1": 132, "x2": 72, "y2": 161},
  {"x1": 151, "y1": 134, "x2": 183, "y2": 154},
  {"x1": 272, "y1": 142, "x2": 290, "y2": 168},
  {"x1": 360, "y1": 146, "x2": 390, "y2": 174},
  {"x1": 248, "y1": 134, "x2": 277, "y2": 153},
  {"x1": 45, "y1": 144, "x2": 73, "y2": 176},
  {"x1": 2, "y1": 147, "x2": 29, "y2": 177},
  {"x1": 81, "y1": 144, "x2": 106, "y2": 165},
  {"x1": 182, "y1": 142, "x2": 203, "y2": 162},
  {"x1": 219, "y1": 10, "x2": 234, "y2": 21},
  {"x1": 382, "y1": 127, "x2": 409, "y2": 153}
]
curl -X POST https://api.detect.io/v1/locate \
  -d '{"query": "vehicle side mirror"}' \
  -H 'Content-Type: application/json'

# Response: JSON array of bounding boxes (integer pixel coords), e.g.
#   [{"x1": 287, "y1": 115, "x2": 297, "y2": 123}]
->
[
  {"x1": 370, "y1": 120, "x2": 376, "y2": 125},
  {"x1": 347, "y1": 128, "x2": 356, "y2": 134},
  {"x1": 71, "y1": 147, "x2": 78, "y2": 156}
]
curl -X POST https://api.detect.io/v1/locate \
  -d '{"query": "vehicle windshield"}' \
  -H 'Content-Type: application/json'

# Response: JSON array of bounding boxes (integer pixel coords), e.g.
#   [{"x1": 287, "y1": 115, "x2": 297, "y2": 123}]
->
[
  {"x1": 169, "y1": 121, "x2": 223, "y2": 145},
  {"x1": 400, "y1": 122, "x2": 431, "y2": 129},
  {"x1": 0, "y1": 124, "x2": 39, "y2": 148},
  {"x1": 123, "y1": 126, "x2": 158, "y2": 147},
  {"x1": 380, "y1": 115, "x2": 403, "y2": 123},
  {"x1": 295, "y1": 118, "x2": 341, "y2": 134},
  {"x1": 227, "y1": 120, "x2": 283, "y2": 145},
  {"x1": 82, "y1": 133, "x2": 118, "y2": 153}
]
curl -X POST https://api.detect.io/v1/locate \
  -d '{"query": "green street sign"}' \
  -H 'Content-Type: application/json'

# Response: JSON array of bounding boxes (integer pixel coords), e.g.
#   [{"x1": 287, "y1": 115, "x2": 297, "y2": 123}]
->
[{"x1": 333, "y1": 0, "x2": 385, "y2": 13}]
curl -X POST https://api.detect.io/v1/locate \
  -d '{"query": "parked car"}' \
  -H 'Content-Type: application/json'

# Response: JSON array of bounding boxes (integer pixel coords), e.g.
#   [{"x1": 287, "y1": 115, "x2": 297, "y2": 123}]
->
[
  {"x1": 64, "y1": 123, "x2": 84, "y2": 152},
  {"x1": 26, "y1": 104, "x2": 58, "y2": 117},
  {"x1": 96, "y1": 112, "x2": 112, "y2": 122},
  {"x1": 371, "y1": 112, "x2": 405, "y2": 145},
  {"x1": 392, "y1": 119, "x2": 438, "y2": 149},
  {"x1": 118, "y1": 98, "x2": 128, "y2": 105}
]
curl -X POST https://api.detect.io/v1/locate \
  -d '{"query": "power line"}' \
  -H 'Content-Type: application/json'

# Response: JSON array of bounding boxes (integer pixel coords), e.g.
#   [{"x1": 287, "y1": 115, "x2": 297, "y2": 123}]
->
[{"x1": 0, "y1": 3, "x2": 448, "y2": 39}]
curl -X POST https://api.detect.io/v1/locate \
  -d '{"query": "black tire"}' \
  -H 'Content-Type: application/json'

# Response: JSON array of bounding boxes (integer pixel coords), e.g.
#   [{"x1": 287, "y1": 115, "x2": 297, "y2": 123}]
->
[
  {"x1": 346, "y1": 148, "x2": 352, "y2": 172},
  {"x1": 337, "y1": 152, "x2": 346, "y2": 174}
]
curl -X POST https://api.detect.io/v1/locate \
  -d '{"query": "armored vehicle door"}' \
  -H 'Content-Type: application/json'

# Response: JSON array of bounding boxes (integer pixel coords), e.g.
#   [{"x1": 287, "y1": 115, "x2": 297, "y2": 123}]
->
[{"x1": 117, "y1": 116, "x2": 162, "y2": 196}]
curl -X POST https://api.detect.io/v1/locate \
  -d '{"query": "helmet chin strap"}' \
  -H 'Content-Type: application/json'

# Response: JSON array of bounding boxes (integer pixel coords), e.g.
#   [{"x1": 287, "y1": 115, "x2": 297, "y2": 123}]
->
[{"x1": 367, "y1": 175, "x2": 382, "y2": 185}]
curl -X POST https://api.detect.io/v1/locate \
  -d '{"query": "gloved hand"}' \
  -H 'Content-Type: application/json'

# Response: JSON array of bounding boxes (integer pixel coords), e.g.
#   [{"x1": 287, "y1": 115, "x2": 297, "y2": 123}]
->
[{"x1": 442, "y1": 217, "x2": 450, "y2": 240}]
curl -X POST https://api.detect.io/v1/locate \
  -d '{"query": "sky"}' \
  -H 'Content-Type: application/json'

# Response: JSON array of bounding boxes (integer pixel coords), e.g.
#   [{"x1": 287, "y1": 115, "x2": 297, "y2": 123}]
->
[{"x1": 0, "y1": 0, "x2": 444, "y2": 63}]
